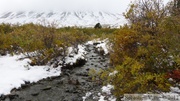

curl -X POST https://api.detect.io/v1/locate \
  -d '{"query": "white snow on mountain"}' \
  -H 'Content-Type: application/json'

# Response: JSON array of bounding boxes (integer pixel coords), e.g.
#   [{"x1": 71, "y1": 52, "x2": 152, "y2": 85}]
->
[{"x1": 0, "y1": 11, "x2": 125, "y2": 28}]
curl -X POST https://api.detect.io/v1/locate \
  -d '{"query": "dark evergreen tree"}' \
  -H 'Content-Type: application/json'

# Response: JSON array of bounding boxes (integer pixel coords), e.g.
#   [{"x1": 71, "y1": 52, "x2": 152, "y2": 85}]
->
[{"x1": 94, "y1": 23, "x2": 102, "y2": 29}]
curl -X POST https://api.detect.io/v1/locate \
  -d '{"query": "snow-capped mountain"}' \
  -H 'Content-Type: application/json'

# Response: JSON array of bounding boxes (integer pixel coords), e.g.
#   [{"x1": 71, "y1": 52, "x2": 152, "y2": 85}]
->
[{"x1": 0, "y1": 11, "x2": 125, "y2": 28}]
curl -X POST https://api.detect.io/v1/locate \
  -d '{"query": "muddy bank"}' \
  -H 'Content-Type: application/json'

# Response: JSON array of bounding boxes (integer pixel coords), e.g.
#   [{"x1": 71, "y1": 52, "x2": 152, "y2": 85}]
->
[{"x1": 0, "y1": 43, "x2": 110, "y2": 101}]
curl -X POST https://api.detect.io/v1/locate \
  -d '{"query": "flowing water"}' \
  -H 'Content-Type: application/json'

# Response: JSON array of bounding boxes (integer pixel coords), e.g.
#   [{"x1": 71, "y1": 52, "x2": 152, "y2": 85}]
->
[{"x1": 1, "y1": 44, "x2": 110, "y2": 101}]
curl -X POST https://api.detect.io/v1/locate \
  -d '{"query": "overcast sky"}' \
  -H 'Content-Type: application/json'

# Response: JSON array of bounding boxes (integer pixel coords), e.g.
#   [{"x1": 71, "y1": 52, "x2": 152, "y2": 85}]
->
[{"x1": 0, "y1": 0, "x2": 170, "y2": 13}]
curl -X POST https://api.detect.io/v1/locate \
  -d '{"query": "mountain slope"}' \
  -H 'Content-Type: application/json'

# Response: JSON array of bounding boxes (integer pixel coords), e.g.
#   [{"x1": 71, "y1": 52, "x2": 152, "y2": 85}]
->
[{"x1": 0, "y1": 11, "x2": 125, "y2": 27}]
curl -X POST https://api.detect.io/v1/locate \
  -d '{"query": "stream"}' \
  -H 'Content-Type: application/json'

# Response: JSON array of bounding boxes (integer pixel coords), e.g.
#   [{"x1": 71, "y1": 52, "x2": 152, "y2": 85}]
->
[{"x1": 0, "y1": 43, "x2": 110, "y2": 101}]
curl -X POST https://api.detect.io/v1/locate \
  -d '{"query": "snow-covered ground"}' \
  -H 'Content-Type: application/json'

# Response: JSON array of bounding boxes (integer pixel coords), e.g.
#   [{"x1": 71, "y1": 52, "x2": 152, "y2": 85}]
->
[
  {"x1": 99, "y1": 84, "x2": 116, "y2": 101},
  {"x1": 65, "y1": 45, "x2": 87, "y2": 65},
  {"x1": 0, "y1": 54, "x2": 61, "y2": 95},
  {"x1": 82, "y1": 84, "x2": 116, "y2": 101},
  {"x1": 86, "y1": 38, "x2": 110, "y2": 55},
  {"x1": 96, "y1": 39, "x2": 109, "y2": 55}
]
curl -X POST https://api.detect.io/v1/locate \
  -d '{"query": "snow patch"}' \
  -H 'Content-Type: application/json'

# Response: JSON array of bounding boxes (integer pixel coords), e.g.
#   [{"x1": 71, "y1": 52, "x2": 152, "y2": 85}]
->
[
  {"x1": 96, "y1": 39, "x2": 109, "y2": 55},
  {"x1": 109, "y1": 71, "x2": 118, "y2": 76},
  {"x1": 86, "y1": 38, "x2": 110, "y2": 55},
  {"x1": 0, "y1": 54, "x2": 61, "y2": 95},
  {"x1": 65, "y1": 45, "x2": 86, "y2": 65},
  {"x1": 170, "y1": 87, "x2": 180, "y2": 93},
  {"x1": 82, "y1": 92, "x2": 92, "y2": 101},
  {"x1": 101, "y1": 84, "x2": 114, "y2": 95},
  {"x1": 98, "y1": 84, "x2": 116, "y2": 101},
  {"x1": 85, "y1": 38, "x2": 101, "y2": 45}
]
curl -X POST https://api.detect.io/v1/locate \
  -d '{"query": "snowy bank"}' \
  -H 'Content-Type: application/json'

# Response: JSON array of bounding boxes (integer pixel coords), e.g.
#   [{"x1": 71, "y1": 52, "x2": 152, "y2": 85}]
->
[
  {"x1": 99, "y1": 84, "x2": 116, "y2": 101},
  {"x1": 0, "y1": 54, "x2": 61, "y2": 95},
  {"x1": 65, "y1": 45, "x2": 87, "y2": 65},
  {"x1": 86, "y1": 38, "x2": 110, "y2": 55},
  {"x1": 82, "y1": 84, "x2": 116, "y2": 101}
]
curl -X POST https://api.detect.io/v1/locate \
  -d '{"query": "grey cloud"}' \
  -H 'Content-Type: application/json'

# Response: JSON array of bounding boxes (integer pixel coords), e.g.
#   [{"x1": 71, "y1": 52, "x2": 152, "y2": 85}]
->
[{"x1": 0, "y1": 0, "x2": 169, "y2": 13}]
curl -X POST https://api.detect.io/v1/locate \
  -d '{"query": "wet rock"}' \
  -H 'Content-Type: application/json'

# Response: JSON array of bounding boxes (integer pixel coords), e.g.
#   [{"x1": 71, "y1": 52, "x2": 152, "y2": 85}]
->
[
  {"x1": 21, "y1": 84, "x2": 29, "y2": 89},
  {"x1": 69, "y1": 54, "x2": 74, "y2": 57},
  {"x1": 72, "y1": 97, "x2": 82, "y2": 101},
  {"x1": 8, "y1": 93, "x2": 18, "y2": 100},
  {"x1": 80, "y1": 81, "x2": 86, "y2": 85},
  {"x1": 68, "y1": 78, "x2": 80, "y2": 85},
  {"x1": 0, "y1": 50, "x2": 7, "y2": 56},
  {"x1": 56, "y1": 79, "x2": 64, "y2": 85},
  {"x1": 61, "y1": 64, "x2": 74, "y2": 70},
  {"x1": 31, "y1": 92, "x2": 39, "y2": 96},
  {"x1": 62, "y1": 58, "x2": 86, "y2": 70},
  {"x1": 74, "y1": 58, "x2": 86, "y2": 67},
  {"x1": 93, "y1": 42, "x2": 100, "y2": 45},
  {"x1": 42, "y1": 86, "x2": 52, "y2": 90},
  {"x1": 0, "y1": 94, "x2": 6, "y2": 100},
  {"x1": 63, "y1": 71, "x2": 71, "y2": 76},
  {"x1": 65, "y1": 87, "x2": 76, "y2": 93},
  {"x1": 97, "y1": 47, "x2": 105, "y2": 55},
  {"x1": 76, "y1": 72, "x2": 89, "y2": 77},
  {"x1": 50, "y1": 75, "x2": 61, "y2": 80},
  {"x1": 104, "y1": 65, "x2": 108, "y2": 67},
  {"x1": 100, "y1": 59, "x2": 106, "y2": 62},
  {"x1": 86, "y1": 64, "x2": 90, "y2": 66},
  {"x1": 86, "y1": 68, "x2": 90, "y2": 71},
  {"x1": 86, "y1": 99, "x2": 96, "y2": 101},
  {"x1": 4, "y1": 97, "x2": 10, "y2": 101},
  {"x1": 24, "y1": 81, "x2": 31, "y2": 84},
  {"x1": 46, "y1": 77, "x2": 53, "y2": 81}
]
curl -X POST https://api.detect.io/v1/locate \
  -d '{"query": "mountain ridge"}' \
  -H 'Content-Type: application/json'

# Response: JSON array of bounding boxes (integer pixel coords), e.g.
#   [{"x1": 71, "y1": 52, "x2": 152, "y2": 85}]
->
[{"x1": 0, "y1": 11, "x2": 125, "y2": 28}]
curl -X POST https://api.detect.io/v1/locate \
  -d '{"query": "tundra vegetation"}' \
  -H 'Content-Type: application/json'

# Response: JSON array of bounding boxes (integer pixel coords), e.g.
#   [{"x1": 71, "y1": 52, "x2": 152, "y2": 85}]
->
[
  {"x1": 0, "y1": 22, "x2": 115, "y2": 65},
  {"x1": 0, "y1": 0, "x2": 180, "y2": 100}
]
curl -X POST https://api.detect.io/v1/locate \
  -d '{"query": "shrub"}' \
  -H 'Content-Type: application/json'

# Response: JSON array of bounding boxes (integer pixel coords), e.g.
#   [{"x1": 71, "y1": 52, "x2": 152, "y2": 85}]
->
[
  {"x1": 0, "y1": 33, "x2": 12, "y2": 55},
  {"x1": 106, "y1": 23, "x2": 177, "y2": 98},
  {"x1": 109, "y1": 26, "x2": 139, "y2": 65},
  {"x1": 0, "y1": 23, "x2": 14, "y2": 34},
  {"x1": 100, "y1": 56, "x2": 171, "y2": 98},
  {"x1": 167, "y1": 69, "x2": 180, "y2": 82}
]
